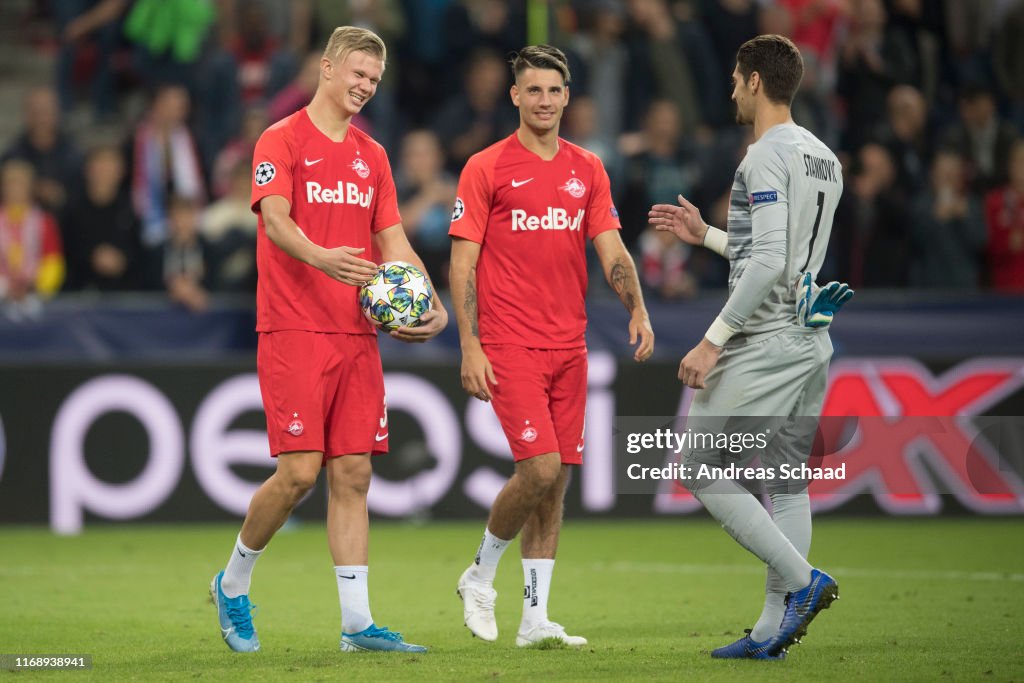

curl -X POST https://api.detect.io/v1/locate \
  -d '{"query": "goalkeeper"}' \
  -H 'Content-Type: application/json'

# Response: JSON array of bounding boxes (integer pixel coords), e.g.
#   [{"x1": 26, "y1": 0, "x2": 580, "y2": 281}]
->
[{"x1": 647, "y1": 35, "x2": 853, "y2": 660}]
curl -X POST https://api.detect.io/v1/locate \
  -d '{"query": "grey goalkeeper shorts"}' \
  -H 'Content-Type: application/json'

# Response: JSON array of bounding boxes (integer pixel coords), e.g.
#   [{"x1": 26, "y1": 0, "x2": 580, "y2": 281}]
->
[{"x1": 683, "y1": 326, "x2": 833, "y2": 491}]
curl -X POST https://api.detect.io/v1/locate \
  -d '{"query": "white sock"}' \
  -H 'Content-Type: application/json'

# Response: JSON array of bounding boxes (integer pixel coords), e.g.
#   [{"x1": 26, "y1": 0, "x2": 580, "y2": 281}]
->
[
  {"x1": 521, "y1": 559, "x2": 555, "y2": 630},
  {"x1": 470, "y1": 528, "x2": 511, "y2": 584},
  {"x1": 221, "y1": 534, "x2": 263, "y2": 598},
  {"x1": 336, "y1": 565, "x2": 374, "y2": 634},
  {"x1": 750, "y1": 492, "x2": 812, "y2": 642},
  {"x1": 692, "y1": 481, "x2": 812, "y2": 592}
]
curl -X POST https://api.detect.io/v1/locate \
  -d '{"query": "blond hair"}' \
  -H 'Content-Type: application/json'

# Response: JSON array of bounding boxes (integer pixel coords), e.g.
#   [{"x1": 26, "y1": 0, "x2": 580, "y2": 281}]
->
[{"x1": 322, "y1": 26, "x2": 387, "y2": 67}]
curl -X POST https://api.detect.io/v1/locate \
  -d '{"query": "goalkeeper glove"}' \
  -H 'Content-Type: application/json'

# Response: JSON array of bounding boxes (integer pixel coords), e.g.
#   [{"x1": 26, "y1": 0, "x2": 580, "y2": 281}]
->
[{"x1": 796, "y1": 272, "x2": 854, "y2": 328}]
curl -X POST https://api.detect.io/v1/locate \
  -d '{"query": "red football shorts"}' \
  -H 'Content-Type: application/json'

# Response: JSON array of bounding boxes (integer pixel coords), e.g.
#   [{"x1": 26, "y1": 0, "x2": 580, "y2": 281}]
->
[
  {"x1": 257, "y1": 331, "x2": 387, "y2": 462},
  {"x1": 485, "y1": 344, "x2": 587, "y2": 464}
]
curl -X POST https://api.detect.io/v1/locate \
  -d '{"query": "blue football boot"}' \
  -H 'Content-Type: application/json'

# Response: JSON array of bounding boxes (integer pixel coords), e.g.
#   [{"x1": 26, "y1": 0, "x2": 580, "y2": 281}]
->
[
  {"x1": 210, "y1": 571, "x2": 260, "y2": 653},
  {"x1": 340, "y1": 624, "x2": 427, "y2": 653},
  {"x1": 767, "y1": 568, "x2": 839, "y2": 656},
  {"x1": 711, "y1": 629, "x2": 786, "y2": 659}
]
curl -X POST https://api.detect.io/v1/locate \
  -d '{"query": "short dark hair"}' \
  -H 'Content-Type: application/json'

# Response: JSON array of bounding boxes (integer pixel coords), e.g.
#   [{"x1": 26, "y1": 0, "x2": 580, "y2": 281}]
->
[
  {"x1": 510, "y1": 44, "x2": 571, "y2": 85},
  {"x1": 736, "y1": 34, "x2": 803, "y2": 105}
]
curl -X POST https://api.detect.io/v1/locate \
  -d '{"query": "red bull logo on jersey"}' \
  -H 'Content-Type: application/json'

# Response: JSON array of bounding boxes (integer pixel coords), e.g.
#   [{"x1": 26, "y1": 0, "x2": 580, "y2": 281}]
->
[
  {"x1": 306, "y1": 181, "x2": 374, "y2": 208},
  {"x1": 351, "y1": 158, "x2": 370, "y2": 178},
  {"x1": 511, "y1": 208, "x2": 585, "y2": 232},
  {"x1": 561, "y1": 177, "x2": 586, "y2": 198}
]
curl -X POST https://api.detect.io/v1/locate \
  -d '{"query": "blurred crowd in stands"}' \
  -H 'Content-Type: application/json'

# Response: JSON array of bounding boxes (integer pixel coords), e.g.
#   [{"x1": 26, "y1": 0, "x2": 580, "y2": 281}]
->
[{"x1": 2, "y1": 0, "x2": 1024, "y2": 319}]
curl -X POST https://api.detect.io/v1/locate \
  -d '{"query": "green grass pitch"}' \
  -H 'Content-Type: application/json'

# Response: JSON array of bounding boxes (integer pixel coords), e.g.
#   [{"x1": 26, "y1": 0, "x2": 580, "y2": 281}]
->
[{"x1": 1, "y1": 518, "x2": 1022, "y2": 682}]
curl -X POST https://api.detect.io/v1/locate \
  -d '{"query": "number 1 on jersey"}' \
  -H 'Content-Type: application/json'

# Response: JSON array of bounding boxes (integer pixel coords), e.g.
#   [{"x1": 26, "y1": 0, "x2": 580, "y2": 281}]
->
[{"x1": 800, "y1": 190, "x2": 825, "y2": 273}]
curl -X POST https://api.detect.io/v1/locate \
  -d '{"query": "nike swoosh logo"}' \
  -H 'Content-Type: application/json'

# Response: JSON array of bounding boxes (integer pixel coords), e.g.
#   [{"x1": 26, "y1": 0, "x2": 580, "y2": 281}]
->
[
  {"x1": 338, "y1": 574, "x2": 357, "y2": 580},
  {"x1": 576, "y1": 443, "x2": 584, "y2": 452},
  {"x1": 237, "y1": 549, "x2": 246, "y2": 558},
  {"x1": 304, "y1": 158, "x2": 323, "y2": 166},
  {"x1": 375, "y1": 432, "x2": 388, "y2": 442},
  {"x1": 511, "y1": 178, "x2": 533, "y2": 187},
  {"x1": 222, "y1": 626, "x2": 234, "y2": 637}
]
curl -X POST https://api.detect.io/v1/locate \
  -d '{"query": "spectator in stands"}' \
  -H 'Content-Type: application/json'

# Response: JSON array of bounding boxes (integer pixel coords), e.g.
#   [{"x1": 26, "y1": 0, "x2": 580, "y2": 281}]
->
[
  {"x1": 699, "y1": 0, "x2": 760, "y2": 119},
  {"x1": 670, "y1": 0, "x2": 729, "y2": 127},
  {"x1": 163, "y1": 194, "x2": 209, "y2": 312},
  {"x1": 837, "y1": 0, "x2": 921, "y2": 150},
  {"x1": 562, "y1": 95, "x2": 622, "y2": 188},
  {"x1": 776, "y1": 0, "x2": 850, "y2": 72},
  {"x1": 61, "y1": 145, "x2": 139, "y2": 291},
  {"x1": 884, "y1": 0, "x2": 941, "y2": 103},
  {"x1": 396, "y1": 0, "x2": 456, "y2": 125},
  {"x1": 876, "y1": 84, "x2": 931, "y2": 196},
  {"x1": 431, "y1": 49, "x2": 517, "y2": 172},
  {"x1": 774, "y1": 0, "x2": 850, "y2": 144},
  {"x1": 625, "y1": 0, "x2": 702, "y2": 134},
  {"x1": 211, "y1": 106, "x2": 267, "y2": 199},
  {"x1": 122, "y1": 0, "x2": 215, "y2": 89},
  {"x1": 943, "y1": 0, "x2": 999, "y2": 88},
  {"x1": 396, "y1": 129, "x2": 456, "y2": 288},
  {"x1": 268, "y1": 51, "x2": 321, "y2": 123},
  {"x1": 198, "y1": 0, "x2": 287, "y2": 173},
  {"x1": 994, "y1": 0, "x2": 1024, "y2": 132},
  {"x1": 909, "y1": 149, "x2": 986, "y2": 289},
  {"x1": 1, "y1": 86, "x2": 82, "y2": 215},
  {"x1": 52, "y1": 0, "x2": 127, "y2": 120},
  {"x1": 619, "y1": 100, "x2": 703, "y2": 250},
  {"x1": 984, "y1": 139, "x2": 1024, "y2": 293},
  {"x1": 941, "y1": 86, "x2": 1019, "y2": 195},
  {"x1": 222, "y1": 0, "x2": 284, "y2": 105},
  {"x1": 130, "y1": 84, "x2": 206, "y2": 253},
  {"x1": 639, "y1": 227, "x2": 697, "y2": 299},
  {"x1": 0, "y1": 159, "x2": 64, "y2": 319},
  {"x1": 445, "y1": 0, "x2": 526, "y2": 73},
  {"x1": 201, "y1": 161, "x2": 258, "y2": 292},
  {"x1": 566, "y1": 0, "x2": 633, "y2": 147},
  {"x1": 835, "y1": 142, "x2": 910, "y2": 287}
]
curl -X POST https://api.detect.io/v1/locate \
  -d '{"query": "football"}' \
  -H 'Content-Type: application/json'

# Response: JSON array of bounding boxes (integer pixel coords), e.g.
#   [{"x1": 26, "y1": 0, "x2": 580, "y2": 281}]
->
[{"x1": 359, "y1": 261, "x2": 434, "y2": 331}]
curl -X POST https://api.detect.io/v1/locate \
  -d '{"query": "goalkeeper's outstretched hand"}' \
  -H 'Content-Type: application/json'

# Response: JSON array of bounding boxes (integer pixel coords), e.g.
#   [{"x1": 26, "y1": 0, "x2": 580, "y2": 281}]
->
[{"x1": 796, "y1": 272, "x2": 854, "y2": 328}]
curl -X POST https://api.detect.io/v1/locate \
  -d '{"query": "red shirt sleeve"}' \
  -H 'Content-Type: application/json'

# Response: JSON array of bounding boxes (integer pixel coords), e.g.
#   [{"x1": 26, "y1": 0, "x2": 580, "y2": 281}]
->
[
  {"x1": 585, "y1": 156, "x2": 621, "y2": 239},
  {"x1": 42, "y1": 212, "x2": 63, "y2": 257},
  {"x1": 371, "y1": 147, "x2": 401, "y2": 233},
  {"x1": 985, "y1": 190, "x2": 1006, "y2": 249},
  {"x1": 448, "y1": 154, "x2": 494, "y2": 244},
  {"x1": 251, "y1": 125, "x2": 294, "y2": 213}
]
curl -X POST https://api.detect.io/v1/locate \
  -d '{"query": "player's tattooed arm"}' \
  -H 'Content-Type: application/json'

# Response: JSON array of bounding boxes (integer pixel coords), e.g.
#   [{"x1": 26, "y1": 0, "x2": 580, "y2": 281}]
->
[
  {"x1": 592, "y1": 230, "x2": 655, "y2": 362},
  {"x1": 465, "y1": 267, "x2": 480, "y2": 337},
  {"x1": 609, "y1": 258, "x2": 638, "y2": 313},
  {"x1": 451, "y1": 237, "x2": 497, "y2": 399}
]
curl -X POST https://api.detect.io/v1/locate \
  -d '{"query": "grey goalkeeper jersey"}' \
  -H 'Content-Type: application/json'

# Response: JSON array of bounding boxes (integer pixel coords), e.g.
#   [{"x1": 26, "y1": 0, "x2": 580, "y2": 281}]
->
[{"x1": 721, "y1": 123, "x2": 843, "y2": 340}]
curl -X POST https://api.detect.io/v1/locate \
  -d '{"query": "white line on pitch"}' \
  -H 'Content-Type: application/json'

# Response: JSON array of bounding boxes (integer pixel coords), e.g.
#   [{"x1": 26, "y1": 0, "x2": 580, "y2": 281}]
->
[{"x1": 591, "y1": 561, "x2": 1024, "y2": 583}]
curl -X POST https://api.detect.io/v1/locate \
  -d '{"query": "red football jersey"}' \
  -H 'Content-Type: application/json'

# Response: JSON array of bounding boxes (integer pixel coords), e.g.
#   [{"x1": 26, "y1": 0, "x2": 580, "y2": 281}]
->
[
  {"x1": 250, "y1": 109, "x2": 401, "y2": 333},
  {"x1": 449, "y1": 133, "x2": 621, "y2": 348}
]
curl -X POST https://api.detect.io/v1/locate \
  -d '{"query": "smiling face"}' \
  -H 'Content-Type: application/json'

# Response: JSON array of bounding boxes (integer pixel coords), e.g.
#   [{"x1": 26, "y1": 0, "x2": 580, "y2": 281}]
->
[
  {"x1": 511, "y1": 67, "x2": 569, "y2": 135},
  {"x1": 323, "y1": 49, "x2": 384, "y2": 118}
]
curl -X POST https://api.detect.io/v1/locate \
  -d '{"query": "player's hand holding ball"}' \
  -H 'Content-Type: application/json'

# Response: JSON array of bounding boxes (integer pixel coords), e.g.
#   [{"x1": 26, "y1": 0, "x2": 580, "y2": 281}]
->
[
  {"x1": 317, "y1": 245, "x2": 379, "y2": 286},
  {"x1": 360, "y1": 261, "x2": 448, "y2": 343}
]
